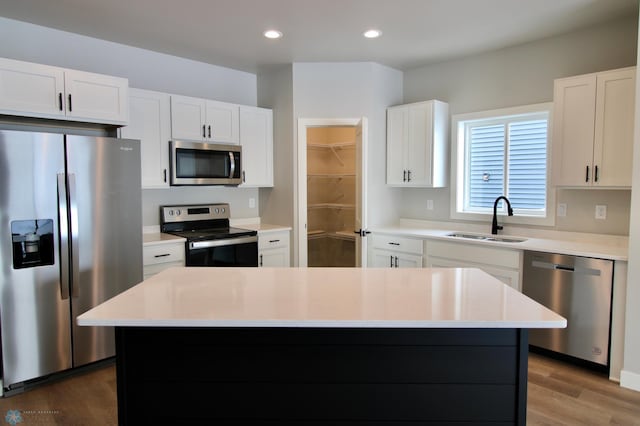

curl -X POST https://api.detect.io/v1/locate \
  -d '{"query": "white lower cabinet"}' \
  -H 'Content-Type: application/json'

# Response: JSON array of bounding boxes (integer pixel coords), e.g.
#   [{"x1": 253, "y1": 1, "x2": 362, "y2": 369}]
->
[
  {"x1": 143, "y1": 241, "x2": 185, "y2": 280},
  {"x1": 425, "y1": 240, "x2": 522, "y2": 291},
  {"x1": 369, "y1": 234, "x2": 423, "y2": 268},
  {"x1": 258, "y1": 230, "x2": 290, "y2": 267}
]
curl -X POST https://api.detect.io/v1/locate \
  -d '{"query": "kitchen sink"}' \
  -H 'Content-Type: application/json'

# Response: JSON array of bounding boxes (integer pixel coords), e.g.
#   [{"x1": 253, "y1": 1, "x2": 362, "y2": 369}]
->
[{"x1": 447, "y1": 232, "x2": 527, "y2": 243}]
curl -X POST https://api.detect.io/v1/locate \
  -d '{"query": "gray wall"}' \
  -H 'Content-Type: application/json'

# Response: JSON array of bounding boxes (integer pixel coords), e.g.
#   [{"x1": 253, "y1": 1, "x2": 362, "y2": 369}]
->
[
  {"x1": 291, "y1": 62, "x2": 403, "y2": 228},
  {"x1": 623, "y1": 10, "x2": 640, "y2": 390},
  {"x1": 257, "y1": 65, "x2": 295, "y2": 229},
  {"x1": 0, "y1": 17, "x2": 256, "y2": 104},
  {"x1": 0, "y1": 17, "x2": 260, "y2": 226},
  {"x1": 288, "y1": 62, "x2": 403, "y2": 264},
  {"x1": 401, "y1": 15, "x2": 637, "y2": 236}
]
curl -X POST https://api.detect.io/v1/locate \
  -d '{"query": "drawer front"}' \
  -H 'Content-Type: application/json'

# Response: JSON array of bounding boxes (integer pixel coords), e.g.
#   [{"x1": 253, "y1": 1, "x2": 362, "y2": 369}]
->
[
  {"x1": 371, "y1": 234, "x2": 423, "y2": 255},
  {"x1": 258, "y1": 231, "x2": 289, "y2": 250},
  {"x1": 426, "y1": 240, "x2": 520, "y2": 269},
  {"x1": 143, "y1": 243, "x2": 185, "y2": 266}
]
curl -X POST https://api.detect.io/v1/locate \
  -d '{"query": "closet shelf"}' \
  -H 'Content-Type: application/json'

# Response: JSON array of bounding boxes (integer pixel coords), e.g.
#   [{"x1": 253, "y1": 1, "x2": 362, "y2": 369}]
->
[
  {"x1": 307, "y1": 173, "x2": 355, "y2": 179},
  {"x1": 307, "y1": 230, "x2": 357, "y2": 241},
  {"x1": 307, "y1": 141, "x2": 355, "y2": 149},
  {"x1": 307, "y1": 203, "x2": 355, "y2": 210},
  {"x1": 308, "y1": 142, "x2": 354, "y2": 166}
]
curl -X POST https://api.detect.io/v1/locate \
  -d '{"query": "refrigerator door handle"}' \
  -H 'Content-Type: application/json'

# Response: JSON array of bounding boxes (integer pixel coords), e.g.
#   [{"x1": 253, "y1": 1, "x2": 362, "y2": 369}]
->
[
  {"x1": 57, "y1": 173, "x2": 71, "y2": 300},
  {"x1": 68, "y1": 173, "x2": 80, "y2": 298}
]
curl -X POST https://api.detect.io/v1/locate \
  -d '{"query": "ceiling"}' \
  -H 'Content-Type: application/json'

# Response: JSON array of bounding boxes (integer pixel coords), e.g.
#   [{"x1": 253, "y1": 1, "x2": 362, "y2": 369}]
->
[{"x1": 0, "y1": 0, "x2": 637, "y2": 74}]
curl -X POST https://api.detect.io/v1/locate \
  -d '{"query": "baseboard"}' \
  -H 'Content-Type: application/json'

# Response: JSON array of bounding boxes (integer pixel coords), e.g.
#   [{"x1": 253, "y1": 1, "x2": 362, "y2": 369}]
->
[{"x1": 620, "y1": 369, "x2": 640, "y2": 391}]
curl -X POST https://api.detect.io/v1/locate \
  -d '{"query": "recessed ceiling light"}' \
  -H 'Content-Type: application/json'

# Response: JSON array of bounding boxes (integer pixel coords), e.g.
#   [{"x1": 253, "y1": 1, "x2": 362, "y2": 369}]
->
[
  {"x1": 363, "y1": 29, "x2": 382, "y2": 39},
  {"x1": 264, "y1": 30, "x2": 283, "y2": 39}
]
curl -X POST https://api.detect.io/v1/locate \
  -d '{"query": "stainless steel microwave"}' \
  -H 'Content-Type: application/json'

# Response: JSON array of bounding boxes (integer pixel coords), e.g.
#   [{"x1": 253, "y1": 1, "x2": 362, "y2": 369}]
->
[{"x1": 169, "y1": 140, "x2": 242, "y2": 186}]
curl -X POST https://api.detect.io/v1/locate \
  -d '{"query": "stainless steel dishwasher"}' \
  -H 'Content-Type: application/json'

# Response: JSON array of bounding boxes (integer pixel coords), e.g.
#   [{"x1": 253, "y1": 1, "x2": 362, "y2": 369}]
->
[{"x1": 522, "y1": 251, "x2": 613, "y2": 367}]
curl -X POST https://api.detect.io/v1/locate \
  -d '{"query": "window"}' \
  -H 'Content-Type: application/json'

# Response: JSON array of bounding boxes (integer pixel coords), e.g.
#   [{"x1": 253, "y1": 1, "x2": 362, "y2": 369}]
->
[{"x1": 451, "y1": 103, "x2": 553, "y2": 225}]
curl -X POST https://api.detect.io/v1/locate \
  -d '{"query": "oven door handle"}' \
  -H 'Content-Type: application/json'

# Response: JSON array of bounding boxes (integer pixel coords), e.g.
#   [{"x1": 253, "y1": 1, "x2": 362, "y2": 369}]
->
[{"x1": 189, "y1": 235, "x2": 257, "y2": 250}]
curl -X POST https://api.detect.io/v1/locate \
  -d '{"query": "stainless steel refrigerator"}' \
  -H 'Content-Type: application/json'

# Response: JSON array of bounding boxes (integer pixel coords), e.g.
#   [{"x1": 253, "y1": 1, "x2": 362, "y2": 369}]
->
[{"x1": 0, "y1": 129, "x2": 142, "y2": 392}]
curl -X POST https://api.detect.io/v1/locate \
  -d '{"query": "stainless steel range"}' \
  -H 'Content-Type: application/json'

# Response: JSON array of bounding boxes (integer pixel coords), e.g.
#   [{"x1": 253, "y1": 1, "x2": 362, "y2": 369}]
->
[{"x1": 160, "y1": 203, "x2": 258, "y2": 267}]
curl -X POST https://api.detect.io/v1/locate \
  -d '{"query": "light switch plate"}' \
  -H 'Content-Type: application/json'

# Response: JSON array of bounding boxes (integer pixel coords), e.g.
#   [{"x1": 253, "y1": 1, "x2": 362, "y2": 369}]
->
[
  {"x1": 557, "y1": 203, "x2": 567, "y2": 217},
  {"x1": 595, "y1": 205, "x2": 607, "y2": 220},
  {"x1": 427, "y1": 199, "x2": 434, "y2": 210},
  {"x1": 249, "y1": 198, "x2": 256, "y2": 209}
]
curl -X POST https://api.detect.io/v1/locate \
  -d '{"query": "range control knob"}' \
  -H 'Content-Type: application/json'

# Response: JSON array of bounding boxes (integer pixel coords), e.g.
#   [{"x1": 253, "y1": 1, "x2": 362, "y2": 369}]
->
[
  {"x1": 175, "y1": 209, "x2": 181, "y2": 216},
  {"x1": 168, "y1": 209, "x2": 174, "y2": 216},
  {"x1": 215, "y1": 208, "x2": 220, "y2": 214},
  {"x1": 221, "y1": 207, "x2": 226, "y2": 213}
]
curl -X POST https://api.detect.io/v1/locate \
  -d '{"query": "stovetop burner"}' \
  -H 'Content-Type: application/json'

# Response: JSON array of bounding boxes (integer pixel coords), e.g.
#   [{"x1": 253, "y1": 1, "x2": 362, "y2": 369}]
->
[{"x1": 159, "y1": 203, "x2": 257, "y2": 242}]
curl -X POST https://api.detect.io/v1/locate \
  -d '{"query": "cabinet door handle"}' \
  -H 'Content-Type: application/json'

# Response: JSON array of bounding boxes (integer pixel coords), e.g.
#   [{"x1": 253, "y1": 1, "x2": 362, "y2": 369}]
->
[
  {"x1": 407, "y1": 170, "x2": 411, "y2": 182},
  {"x1": 154, "y1": 253, "x2": 171, "y2": 258},
  {"x1": 243, "y1": 170, "x2": 246, "y2": 183},
  {"x1": 202, "y1": 124, "x2": 206, "y2": 138},
  {"x1": 68, "y1": 94, "x2": 72, "y2": 112},
  {"x1": 585, "y1": 165, "x2": 590, "y2": 183},
  {"x1": 388, "y1": 242, "x2": 400, "y2": 246},
  {"x1": 269, "y1": 239, "x2": 280, "y2": 243},
  {"x1": 595, "y1": 165, "x2": 599, "y2": 182},
  {"x1": 58, "y1": 93, "x2": 63, "y2": 111},
  {"x1": 259, "y1": 254, "x2": 263, "y2": 267},
  {"x1": 164, "y1": 169, "x2": 167, "y2": 183},
  {"x1": 394, "y1": 256, "x2": 399, "y2": 268},
  {"x1": 403, "y1": 170, "x2": 407, "y2": 182},
  {"x1": 208, "y1": 125, "x2": 212, "y2": 138}
]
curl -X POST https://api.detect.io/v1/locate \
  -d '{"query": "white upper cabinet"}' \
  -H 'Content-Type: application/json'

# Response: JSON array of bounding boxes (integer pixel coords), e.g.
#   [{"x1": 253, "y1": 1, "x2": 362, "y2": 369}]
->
[
  {"x1": 120, "y1": 88, "x2": 171, "y2": 188},
  {"x1": 553, "y1": 67, "x2": 636, "y2": 187},
  {"x1": 0, "y1": 57, "x2": 128, "y2": 125},
  {"x1": 239, "y1": 106, "x2": 273, "y2": 187},
  {"x1": 386, "y1": 100, "x2": 449, "y2": 187},
  {"x1": 206, "y1": 100, "x2": 240, "y2": 144},
  {"x1": 170, "y1": 94, "x2": 239, "y2": 144}
]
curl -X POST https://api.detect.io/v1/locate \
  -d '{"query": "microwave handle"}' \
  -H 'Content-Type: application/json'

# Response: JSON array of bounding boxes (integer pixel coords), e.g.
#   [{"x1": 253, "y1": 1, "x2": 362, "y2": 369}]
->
[{"x1": 229, "y1": 152, "x2": 236, "y2": 179}]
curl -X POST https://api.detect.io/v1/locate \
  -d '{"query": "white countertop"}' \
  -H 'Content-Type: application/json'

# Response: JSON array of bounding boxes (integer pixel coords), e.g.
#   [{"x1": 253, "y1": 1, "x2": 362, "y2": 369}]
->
[
  {"x1": 78, "y1": 267, "x2": 565, "y2": 329},
  {"x1": 372, "y1": 222, "x2": 628, "y2": 261},
  {"x1": 142, "y1": 232, "x2": 186, "y2": 246},
  {"x1": 237, "y1": 223, "x2": 292, "y2": 233}
]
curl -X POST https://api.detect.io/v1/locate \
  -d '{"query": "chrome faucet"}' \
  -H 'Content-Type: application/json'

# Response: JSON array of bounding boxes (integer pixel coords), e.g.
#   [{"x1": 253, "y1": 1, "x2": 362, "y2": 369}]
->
[{"x1": 492, "y1": 196, "x2": 513, "y2": 235}]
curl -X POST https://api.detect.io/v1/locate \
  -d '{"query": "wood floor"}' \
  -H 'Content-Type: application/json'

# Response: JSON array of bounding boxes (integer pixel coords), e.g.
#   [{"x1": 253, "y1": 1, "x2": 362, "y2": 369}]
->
[{"x1": 0, "y1": 352, "x2": 638, "y2": 425}]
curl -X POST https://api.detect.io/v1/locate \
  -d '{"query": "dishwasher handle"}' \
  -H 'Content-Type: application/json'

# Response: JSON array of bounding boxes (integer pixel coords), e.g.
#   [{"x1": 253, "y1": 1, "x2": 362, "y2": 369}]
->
[{"x1": 531, "y1": 260, "x2": 601, "y2": 276}]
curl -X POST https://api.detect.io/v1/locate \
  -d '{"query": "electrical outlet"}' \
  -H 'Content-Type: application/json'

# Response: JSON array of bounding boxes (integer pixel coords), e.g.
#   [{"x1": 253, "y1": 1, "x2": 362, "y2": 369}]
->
[
  {"x1": 595, "y1": 205, "x2": 607, "y2": 220},
  {"x1": 427, "y1": 199, "x2": 434, "y2": 210},
  {"x1": 557, "y1": 203, "x2": 567, "y2": 217},
  {"x1": 249, "y1": 198, "x2": 256, "y2": 209}
]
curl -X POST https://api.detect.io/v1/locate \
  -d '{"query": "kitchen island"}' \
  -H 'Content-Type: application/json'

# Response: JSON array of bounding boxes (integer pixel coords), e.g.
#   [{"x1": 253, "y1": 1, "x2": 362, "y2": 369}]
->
[{"x1": 78, "y1": 267, "x2": 565, "y2": 425}]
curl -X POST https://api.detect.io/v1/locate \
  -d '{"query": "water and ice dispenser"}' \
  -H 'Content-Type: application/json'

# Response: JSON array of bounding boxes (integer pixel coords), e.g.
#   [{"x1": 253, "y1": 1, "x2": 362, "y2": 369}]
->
[{"x1": 11, "y1": 219, "x2": 54, "y2": 269}]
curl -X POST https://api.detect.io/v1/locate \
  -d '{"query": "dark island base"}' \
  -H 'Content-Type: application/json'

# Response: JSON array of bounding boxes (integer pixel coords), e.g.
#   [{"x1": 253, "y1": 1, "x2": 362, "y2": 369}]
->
[{"x1": 115, "y1": 327, "x2": 528, "y2": 425}]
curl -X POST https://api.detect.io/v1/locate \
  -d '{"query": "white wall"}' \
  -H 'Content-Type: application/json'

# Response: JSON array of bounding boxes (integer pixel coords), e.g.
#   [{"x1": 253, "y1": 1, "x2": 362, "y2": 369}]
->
[
  {"x1": 401, "y1": 15, "x2": 637, "y2": 236},
  {"x1": 621, "y1": 11, "x2": 640, "y2": 392},
  {"x1": 0, "y1": 17, "x2": 260, "y2": 225},
  {"x1": 288, "y1": 62, "x2": 403, "y2": 264}
]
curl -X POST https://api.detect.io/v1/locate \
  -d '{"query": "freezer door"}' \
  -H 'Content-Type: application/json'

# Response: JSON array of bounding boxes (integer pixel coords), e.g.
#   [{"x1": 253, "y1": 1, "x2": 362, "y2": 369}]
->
[
  {"x1": 0, "y1": 130, "x2": 72, "y2": 388},
  {"x1": 66, "y1": 135, "x2": 142, "y2": 367}
]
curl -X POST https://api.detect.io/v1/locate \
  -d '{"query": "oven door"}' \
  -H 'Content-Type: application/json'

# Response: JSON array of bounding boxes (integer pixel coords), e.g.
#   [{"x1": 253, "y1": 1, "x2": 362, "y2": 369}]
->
[
  {"x1": 170, "y1": 140, "x2": 241, "y2": 186},
  {"x1": 186, "y1": 236, "x2": 258, "y2": 267}
]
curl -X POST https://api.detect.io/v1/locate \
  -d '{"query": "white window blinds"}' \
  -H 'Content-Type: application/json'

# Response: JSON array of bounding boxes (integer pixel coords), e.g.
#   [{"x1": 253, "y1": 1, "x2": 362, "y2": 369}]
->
[{"x1": 464, "y1": 113, "x2": 548, "y2": 216}]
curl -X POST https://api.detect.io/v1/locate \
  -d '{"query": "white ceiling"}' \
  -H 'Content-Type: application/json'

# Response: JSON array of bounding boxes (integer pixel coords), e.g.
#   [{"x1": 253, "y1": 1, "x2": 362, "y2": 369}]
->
[{"x1": 0, "y1": 0, "x2": 637, "y2": 74}]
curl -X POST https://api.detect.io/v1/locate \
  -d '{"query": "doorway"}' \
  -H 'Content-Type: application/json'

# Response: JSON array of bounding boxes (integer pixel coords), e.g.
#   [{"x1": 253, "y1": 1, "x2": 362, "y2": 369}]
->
[{"x1": 296, "y1": 118, "x2": 368, "y2": 267}]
